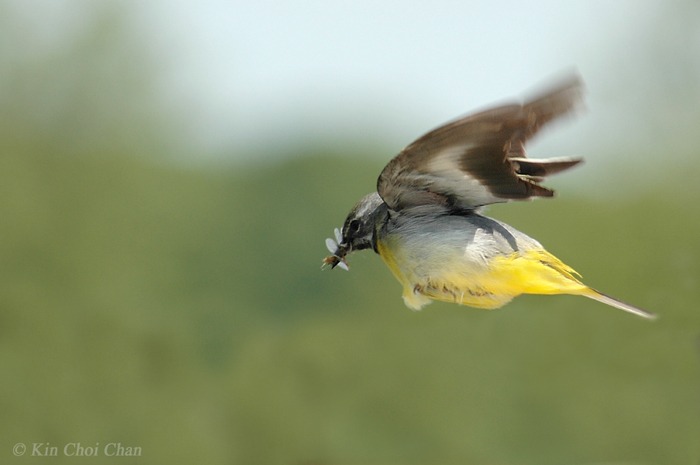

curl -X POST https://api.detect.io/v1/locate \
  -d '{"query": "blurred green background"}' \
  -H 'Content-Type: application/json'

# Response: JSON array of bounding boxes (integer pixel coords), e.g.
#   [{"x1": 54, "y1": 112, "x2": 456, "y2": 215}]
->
[{"x1": 1, "y1": 1, "x2": 699, "y2": 464}]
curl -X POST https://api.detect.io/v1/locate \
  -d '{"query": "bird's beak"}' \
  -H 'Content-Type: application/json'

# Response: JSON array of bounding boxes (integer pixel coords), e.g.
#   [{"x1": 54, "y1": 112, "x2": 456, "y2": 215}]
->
[{"x1": 323, "y1": 228, "x2": 350, "y2": 270}]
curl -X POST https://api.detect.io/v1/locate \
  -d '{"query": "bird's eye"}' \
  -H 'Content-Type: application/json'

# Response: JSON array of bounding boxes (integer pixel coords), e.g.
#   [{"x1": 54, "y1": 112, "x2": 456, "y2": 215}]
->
[{"x1": 348, "y1": 219, "x2": 360, "y2": 234}]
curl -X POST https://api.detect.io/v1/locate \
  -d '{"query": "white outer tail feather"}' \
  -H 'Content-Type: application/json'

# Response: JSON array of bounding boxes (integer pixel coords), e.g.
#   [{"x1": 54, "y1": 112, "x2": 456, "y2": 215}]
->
[{"x1": 585, "y1": 288, "x2": 656, "y2": 320}]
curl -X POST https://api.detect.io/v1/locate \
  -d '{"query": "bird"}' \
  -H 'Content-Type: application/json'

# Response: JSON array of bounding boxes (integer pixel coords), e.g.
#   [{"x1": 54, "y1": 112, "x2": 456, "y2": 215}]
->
[{"x1": 323, "y1": 75, "x2": 655, "y2": 319}]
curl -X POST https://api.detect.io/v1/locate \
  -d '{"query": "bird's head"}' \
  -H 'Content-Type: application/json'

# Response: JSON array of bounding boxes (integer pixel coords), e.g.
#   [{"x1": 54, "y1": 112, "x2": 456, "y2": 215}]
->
[{"x1": 323, "y1": 192, "x2": 385, "y2": 270}]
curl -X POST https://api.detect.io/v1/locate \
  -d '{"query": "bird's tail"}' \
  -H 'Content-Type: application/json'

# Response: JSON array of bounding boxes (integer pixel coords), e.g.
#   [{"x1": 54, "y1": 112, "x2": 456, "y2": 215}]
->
[{"x1": 581, "y1": 287, "x2": 656, "y2": 320}]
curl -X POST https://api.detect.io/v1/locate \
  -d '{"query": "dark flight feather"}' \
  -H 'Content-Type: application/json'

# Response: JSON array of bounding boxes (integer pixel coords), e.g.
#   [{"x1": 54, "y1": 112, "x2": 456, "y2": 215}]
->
[{"x1": 377, "y1": 75, "x2": 585, "y2": 211}]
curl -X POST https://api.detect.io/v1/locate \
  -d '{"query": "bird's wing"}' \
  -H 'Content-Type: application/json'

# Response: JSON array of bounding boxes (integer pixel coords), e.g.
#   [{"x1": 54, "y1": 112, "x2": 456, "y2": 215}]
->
[{"x1": 377, "y1": 75, "x2": 584, "y2": 212}]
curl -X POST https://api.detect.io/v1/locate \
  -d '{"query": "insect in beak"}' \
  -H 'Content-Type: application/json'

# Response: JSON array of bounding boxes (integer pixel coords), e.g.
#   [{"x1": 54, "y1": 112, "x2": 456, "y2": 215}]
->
[{"x1": 322, "y1": 228, "x2": 350, "y2": 270}]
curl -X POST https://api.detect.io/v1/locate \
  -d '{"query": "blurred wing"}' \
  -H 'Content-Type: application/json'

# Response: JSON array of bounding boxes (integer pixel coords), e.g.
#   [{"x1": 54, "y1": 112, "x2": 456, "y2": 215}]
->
[{"x1": 377, "y1": 75, "x2": 585, "y2": 211}]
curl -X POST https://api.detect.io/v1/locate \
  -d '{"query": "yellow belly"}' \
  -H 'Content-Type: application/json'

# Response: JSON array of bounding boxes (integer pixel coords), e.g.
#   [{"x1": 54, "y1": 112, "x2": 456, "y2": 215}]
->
[{"x1": 377, "y1": 238, "x2": 588, "y2": 310}]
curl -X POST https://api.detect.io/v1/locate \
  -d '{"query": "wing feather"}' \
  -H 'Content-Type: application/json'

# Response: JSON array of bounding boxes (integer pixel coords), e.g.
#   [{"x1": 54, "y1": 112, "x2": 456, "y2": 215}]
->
[{"x1": 377, "y1": 75, "x2": 584, "y2": 211}]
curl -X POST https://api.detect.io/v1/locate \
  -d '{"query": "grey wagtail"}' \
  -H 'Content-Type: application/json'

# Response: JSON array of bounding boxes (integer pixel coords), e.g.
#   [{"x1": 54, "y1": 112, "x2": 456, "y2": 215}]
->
[{"x1": 323, "y1": 75, "x2": 655, "y2": 319}]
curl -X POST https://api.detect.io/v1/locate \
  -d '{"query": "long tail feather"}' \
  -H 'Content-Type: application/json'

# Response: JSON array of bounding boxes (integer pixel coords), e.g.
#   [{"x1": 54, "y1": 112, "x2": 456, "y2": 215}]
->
[{"x1": 583, "y1": 288, "x2": 656, "y2": 320}]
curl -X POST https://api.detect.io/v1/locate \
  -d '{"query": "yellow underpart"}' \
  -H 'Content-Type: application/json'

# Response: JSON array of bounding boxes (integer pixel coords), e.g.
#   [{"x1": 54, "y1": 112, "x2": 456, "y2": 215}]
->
[
  {"x1": 377, "y1": 239, "x2": 590, "y2": 310},
  {"x1": 486, "y1": 249, "x2": 587, "y2": 296}
]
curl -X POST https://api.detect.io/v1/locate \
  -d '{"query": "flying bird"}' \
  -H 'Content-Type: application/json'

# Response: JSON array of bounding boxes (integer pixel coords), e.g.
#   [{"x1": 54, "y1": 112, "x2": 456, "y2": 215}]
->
[{"x1": 323, "y1": 75, "x2": 655, "y2": 319}]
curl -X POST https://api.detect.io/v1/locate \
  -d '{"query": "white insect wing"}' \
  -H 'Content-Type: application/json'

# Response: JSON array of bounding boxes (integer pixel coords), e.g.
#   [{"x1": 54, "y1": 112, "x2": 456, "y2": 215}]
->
[{"x1": 326, "y1": 237, "x2": 338, "y2": 253}]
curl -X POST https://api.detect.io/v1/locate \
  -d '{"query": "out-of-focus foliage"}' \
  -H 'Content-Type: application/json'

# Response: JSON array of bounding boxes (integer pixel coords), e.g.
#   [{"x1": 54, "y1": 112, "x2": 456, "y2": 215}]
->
[
  {"x1": 3, "y1": 149, "x2": 700, "y2": 465},
  {"x1": 1, "y1": 2, "x2": 700, "y2": 465}
]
